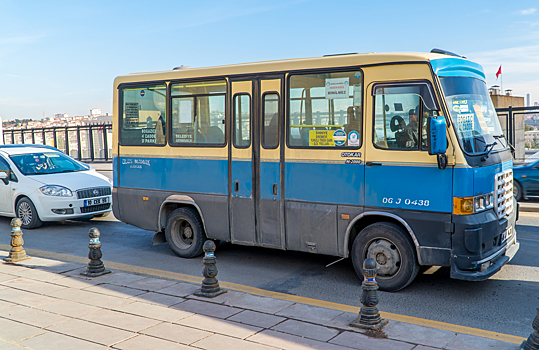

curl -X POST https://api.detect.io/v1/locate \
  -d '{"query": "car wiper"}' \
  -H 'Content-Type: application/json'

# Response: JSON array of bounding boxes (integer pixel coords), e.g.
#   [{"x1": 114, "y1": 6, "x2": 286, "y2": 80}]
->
[{"x1": 481, "y1": 141, "x2": 498, "y2": 162}]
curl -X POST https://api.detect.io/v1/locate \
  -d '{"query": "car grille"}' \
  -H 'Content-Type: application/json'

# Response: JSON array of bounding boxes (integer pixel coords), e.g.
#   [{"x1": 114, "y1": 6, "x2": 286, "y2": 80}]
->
[
  {"x1": 77, "y1": 187, "x2": 111, "y2": 199},
  {"x1": 495, "y1": 169, "x2": 513, "y2": 218},
  {"x1": 80, "y1": 203, "x2": 111, "y2": 214}
]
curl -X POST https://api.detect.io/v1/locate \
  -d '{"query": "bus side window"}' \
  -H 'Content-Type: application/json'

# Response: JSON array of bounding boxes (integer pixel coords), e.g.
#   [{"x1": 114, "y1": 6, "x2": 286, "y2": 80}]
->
[
  {"x1": 262, "y1": 93, "x2": 279, "y2": 149},
  {"x1": 234, "y1": 94, "x2": 251, "y2": 148},
  {"x1": 120, "y1": 84, "x2": 167, "y2": 146},
  {"x1": 170, "y1": 80, "x2": 226, "y2": 146},
  {"x1": 373, "y1": 82, "x2": 437, "y2": 151},
  {"x1": 287, "y1": 70, "x2": 362, "y2": 148}
]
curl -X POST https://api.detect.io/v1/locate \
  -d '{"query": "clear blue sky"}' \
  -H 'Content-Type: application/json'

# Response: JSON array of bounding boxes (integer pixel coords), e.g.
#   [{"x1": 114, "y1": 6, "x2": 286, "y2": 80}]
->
[{"x1": 1, "y1": 0, "x2": 538, "y2": 120}]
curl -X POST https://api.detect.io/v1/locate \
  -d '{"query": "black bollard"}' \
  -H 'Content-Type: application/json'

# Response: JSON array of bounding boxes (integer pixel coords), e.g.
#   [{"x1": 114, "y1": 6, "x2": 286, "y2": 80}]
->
[
  {"x1": 521, "y1": 309, "x2": 539, "y2": 350},
  {"x1": 194, "y1": 240, "x2": 226, "y2": 298},
  {"x1": 350, "y1": 258, "x2": 388, "y2": 330},
  {"x1": 4, "y1": 218, "x2": 30, "y2": 263},
  {"x1": 81, "y1": 228, "x2": 111, "y2": 277}
]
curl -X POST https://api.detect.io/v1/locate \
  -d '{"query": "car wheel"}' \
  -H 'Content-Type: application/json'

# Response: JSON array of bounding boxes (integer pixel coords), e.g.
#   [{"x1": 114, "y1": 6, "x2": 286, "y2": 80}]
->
[
  {"x1": 514, "y1": 181, "x2": 523, "y2": 201},
  {"x1": 351, "y1": 222, "x2": 419, "y2": 292},
  {"x1": 16, "y1": 197, "x2": 42, "y2": 229},
  {"x1": 165, "y1": 207, "x2": 205, "y2": 258}
]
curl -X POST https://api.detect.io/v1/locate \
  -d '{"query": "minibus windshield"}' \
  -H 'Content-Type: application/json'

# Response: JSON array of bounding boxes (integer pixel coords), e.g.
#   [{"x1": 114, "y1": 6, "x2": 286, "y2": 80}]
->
[{"x1": 440, "y1": 76, "x2": 507, "y2": 155}]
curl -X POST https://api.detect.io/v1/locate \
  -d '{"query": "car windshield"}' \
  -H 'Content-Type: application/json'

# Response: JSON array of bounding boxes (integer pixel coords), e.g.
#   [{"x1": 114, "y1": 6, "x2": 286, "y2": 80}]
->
[
  {"x1": 10, "y1": 152, "x2": 89, "y2": 175},
  {"x1": 440, "y1": 76, "x2": 507, "y2": 155}
]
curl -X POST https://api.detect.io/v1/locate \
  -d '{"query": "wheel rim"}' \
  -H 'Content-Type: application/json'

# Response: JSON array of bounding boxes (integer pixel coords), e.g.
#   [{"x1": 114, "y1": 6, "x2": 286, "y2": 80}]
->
[
  {"x1": 171, "y1": 219, "x2": 194, "y2": 250},
  {"x1": 18, "y1": 202, "x2": 33, "y2": 226},
  {"x1": 514, "y1": 184, "x2": 519, "y2": 199},
  {"x1": 364, "y1": 238, "x2": 402, "y2": 277}
]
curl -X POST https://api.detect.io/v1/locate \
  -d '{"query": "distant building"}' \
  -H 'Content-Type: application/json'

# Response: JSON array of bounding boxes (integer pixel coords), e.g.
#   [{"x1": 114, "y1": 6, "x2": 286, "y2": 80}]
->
[
  {"x1": 527, "y1": 93, "x2": 531, "y2": 107},
  {"x1": 90, "y1": 108, "x2": 101, "y2": 116},
  {"x1": 0, "y1": 116, "x2": 3, "y2": 145},
  {"x1": 54, "y1": 113, "x2": 69, "y2": 119}
]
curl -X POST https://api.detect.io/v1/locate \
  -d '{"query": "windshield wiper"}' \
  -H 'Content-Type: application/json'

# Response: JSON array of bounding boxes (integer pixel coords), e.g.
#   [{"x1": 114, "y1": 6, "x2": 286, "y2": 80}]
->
[
  {"x1": 481, "y1": 141, "x2": 498, "y2": 162},
  {"x1": 493, "y1": 134, "x2": 515, "y2": 153}
]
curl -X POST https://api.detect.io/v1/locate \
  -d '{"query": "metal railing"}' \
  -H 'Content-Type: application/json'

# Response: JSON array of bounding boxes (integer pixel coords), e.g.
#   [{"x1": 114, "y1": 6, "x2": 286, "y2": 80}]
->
[
  {"x1": 496, "y1": 106, "x2": 539, "y2": 163},
  {"x1": 1, "y1": 123, "x2": 113, "y2": 162}
]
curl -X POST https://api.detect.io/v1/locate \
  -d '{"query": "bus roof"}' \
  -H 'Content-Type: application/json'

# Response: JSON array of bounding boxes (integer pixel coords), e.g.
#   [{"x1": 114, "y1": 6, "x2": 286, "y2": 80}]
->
[{"x1": 114, "y1": 52, "x2": 463, "y2": 86}]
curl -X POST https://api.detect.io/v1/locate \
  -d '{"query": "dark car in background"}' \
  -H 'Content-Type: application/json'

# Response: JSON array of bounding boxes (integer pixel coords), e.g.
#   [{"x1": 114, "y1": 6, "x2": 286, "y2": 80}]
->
[{"x1": 513, "y1": 155, "x2": 539, "y2": 201}]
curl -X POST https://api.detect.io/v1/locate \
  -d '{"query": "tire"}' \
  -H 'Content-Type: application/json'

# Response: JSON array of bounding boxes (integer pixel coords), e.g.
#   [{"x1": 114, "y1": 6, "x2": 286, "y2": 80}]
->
[
  {"x1": 165, "y1": 207, "x2": 205, "y2": 258},
  {"x1": 16, "y1": 197, "x2": 42, "y2": 229},
  {"x1": 514, "y1": 181, "x2": 523, "y2": 201},
  {"x1": 351, "y1": 222, "x2": 419, "y2": 292}
]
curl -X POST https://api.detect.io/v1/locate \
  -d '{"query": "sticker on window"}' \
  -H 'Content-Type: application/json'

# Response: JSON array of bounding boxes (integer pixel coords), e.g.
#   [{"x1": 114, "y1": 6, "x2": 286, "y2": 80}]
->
[
  {"x1": 348, "y1": 131, "x2": 359, "y2": 147},
  {"x1": 333, "y1": 130, "x2": 347, "y2": 146},
  {"x1": 325, "y1": 78, "x2": 349, "y2": 99},
  {"x1": 457, "y1": 113, "x2": 474, "y2": 139},
  {"x1": 473, "y1": 105, "x2": 489, "y2": 134},
  {"x1": 309, "y1": 130, "x2": 334, "y2": 147}
]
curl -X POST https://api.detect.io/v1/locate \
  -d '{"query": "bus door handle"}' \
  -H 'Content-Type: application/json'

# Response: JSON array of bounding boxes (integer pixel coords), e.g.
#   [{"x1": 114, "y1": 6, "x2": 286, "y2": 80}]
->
[
  {"x1": 234, "y1": 180, "x2": 239, "y2": 192},
  {"x1": 366, "y1": 162, "x2": 382, "y2": 166},
  {"x1": 272, "y1": 183, "x2": 278, "y2": 196}
]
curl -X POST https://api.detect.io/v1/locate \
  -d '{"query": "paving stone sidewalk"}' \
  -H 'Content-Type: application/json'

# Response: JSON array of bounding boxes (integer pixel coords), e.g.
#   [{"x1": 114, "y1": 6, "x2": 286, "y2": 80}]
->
[{"x1": 0, "y1": 252, "x2": 520, "y2": 350}]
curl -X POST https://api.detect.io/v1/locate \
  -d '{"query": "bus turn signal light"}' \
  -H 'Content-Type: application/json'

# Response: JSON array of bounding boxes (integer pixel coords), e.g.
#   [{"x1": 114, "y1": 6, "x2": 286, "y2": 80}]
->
[{"x1": 453, "y1": 197, "x2": 474, "y2": 215}]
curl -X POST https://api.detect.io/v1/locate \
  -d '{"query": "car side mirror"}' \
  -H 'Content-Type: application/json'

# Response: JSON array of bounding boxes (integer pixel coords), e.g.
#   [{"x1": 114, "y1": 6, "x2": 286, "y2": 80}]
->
[
  {"x1": 0, "y1": 172, "x2": 8, "y2": 185},
  {"x1": 427, "y1": 116, "x2": 448, "y2": 170}
]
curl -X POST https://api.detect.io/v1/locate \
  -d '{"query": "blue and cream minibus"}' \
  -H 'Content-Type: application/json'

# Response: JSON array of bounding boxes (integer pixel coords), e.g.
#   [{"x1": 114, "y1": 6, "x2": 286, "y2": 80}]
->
[{"x1": 112, "y1": 49, "x2": 519, "y2": 291}]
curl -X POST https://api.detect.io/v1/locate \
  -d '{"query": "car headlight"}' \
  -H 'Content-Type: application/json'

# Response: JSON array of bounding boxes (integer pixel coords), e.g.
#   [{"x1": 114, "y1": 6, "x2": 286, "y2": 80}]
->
[{"x1": 40, "y1": 185, "x2": 73, "y2": 197}]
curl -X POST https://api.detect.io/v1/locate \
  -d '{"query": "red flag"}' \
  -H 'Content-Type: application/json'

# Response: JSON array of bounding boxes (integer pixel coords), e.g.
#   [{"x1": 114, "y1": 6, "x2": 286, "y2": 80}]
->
[{"x1": 496, "y1": 65, "x2": 502, "y2": 79}]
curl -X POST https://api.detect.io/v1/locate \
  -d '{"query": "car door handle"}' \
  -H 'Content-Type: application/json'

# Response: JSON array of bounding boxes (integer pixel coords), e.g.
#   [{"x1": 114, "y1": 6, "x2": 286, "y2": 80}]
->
[{"x1": 366, "y1": 162, "x2": 382, "y2": 166}]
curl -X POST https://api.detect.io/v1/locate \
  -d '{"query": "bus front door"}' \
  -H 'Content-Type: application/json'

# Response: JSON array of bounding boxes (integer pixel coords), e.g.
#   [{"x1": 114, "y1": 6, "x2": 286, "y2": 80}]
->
[
  {"x1": 230, "y1": 80, "x2": 256, "y2": 245},
  {"x1": 229, "y1": 78, "x2": 283, "y2": 249}
]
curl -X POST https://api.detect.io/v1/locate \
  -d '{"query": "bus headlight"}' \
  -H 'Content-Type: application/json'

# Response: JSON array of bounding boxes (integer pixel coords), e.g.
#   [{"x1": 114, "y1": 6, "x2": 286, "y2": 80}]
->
[
  {"x1": 454, "y1": 192, "x2": 494, "y2": 215},
  {"x1": 474, "y1": 192, "x2": 494, "y2": 213}
]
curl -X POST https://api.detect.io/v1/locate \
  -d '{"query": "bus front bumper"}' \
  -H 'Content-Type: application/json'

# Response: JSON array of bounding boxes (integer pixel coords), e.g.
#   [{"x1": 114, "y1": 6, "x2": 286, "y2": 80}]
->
[{"x1": 450, "y1": 233, "x2": 519, "y2": 281}]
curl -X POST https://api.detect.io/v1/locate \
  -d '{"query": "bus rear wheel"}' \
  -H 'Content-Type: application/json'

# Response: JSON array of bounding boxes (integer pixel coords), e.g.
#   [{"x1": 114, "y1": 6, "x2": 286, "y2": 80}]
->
[
  {"x1": 351, "y1": 222, "x2": 419, "y2": 292},
  {"x1": 165, "y1": 207, "x2": 205, "y2": 258}
]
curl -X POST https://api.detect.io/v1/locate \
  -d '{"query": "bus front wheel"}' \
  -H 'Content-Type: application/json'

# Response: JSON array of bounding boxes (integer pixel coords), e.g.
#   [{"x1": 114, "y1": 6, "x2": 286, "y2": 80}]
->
[
  {"x1": 165, "y1": 207, "x2": 205, "y2": 258},
  {"x1": 351, "y1": 222, "x2": 419, "y2": 292}
]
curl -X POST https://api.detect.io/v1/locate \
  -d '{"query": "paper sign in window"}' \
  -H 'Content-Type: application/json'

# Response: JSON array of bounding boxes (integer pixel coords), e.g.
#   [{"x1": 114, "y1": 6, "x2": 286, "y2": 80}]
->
[{"x1": 325, "y1": 78, "x2": 349, "y2": 99}]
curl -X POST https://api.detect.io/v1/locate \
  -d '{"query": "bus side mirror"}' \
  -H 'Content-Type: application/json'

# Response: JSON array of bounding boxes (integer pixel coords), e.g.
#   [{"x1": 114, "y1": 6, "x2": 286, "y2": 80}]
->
[{"x1": 427, "y1": 116, "x2": 448, "y2": 170}]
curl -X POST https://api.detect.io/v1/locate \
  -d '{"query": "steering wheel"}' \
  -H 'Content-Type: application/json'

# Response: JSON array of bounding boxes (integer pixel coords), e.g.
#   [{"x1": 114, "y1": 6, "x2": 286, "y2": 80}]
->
[{"x1": 390, "y1": 115, "x2": 406, "y2": 132}]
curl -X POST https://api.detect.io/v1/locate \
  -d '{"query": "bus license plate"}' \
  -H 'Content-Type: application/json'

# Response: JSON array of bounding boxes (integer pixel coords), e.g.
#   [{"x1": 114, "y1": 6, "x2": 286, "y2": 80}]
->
[
  {"x1": 501, "y1": 226, "x2": 513, "y2": 244},
  {"x1": 84, "y1": 197, "x2": 109, "y2": 206}
]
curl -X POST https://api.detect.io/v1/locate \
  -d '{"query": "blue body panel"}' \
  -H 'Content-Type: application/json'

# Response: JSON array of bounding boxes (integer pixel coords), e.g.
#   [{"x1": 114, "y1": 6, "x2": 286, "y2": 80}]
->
[
  {"x1": 113, "y1": 157, "x2": 118, "y2": 187},
  {"x1": 260, "y1": 161, "x2": 280, "y2": 199},
  {"x1": 430, "y1": 57, "x2": 485, "y2": 81},
  {"x1": 365, "y1": 165, "x2": 452, "y2": 212},
  {"x1": 231, "y1": 160, "x2": 252, "y2": 198},
  {"x1": 285, "y1": 162, "x2": 364, "y2": 205},
  {"x1": 118, "y1": 156, "x2": 228, "y2": 195},
  {"x1": 453, "y1": 160, "x2": 513, "y2": 198}
]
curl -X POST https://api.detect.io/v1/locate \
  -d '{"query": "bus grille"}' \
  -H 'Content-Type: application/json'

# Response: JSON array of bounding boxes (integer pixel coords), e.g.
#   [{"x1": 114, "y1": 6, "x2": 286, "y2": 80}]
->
[
  {"x1": 495, "y1": 169, "x2": 513, "y2": 218},
  {"x1": 80, "y1": 203, "x2": 111, "y2": 214},
  {"x1": 77, "y1": 187, "x2": 111, "y2": 199}
]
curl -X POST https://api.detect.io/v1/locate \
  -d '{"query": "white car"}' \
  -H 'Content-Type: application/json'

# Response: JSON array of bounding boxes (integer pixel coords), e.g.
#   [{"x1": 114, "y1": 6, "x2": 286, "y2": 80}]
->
[{"x1": 0, "y1": 145, "x2": 112, "y2": 229}]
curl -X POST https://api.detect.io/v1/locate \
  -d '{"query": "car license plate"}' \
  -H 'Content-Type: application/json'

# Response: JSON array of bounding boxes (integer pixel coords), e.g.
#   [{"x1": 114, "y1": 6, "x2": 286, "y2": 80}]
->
[
  {"x1": 501, "y1": 226, "x2": 513, "y2": 244},
  {"x1": 84, "y1": 197, "x2": 109, "y2": 206}
]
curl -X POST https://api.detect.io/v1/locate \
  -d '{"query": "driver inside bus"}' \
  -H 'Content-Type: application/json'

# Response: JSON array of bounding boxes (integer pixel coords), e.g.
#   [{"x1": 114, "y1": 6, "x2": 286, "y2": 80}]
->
[{"x1": 404, "y1": 109, "x2": 419, "y2": 148}]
